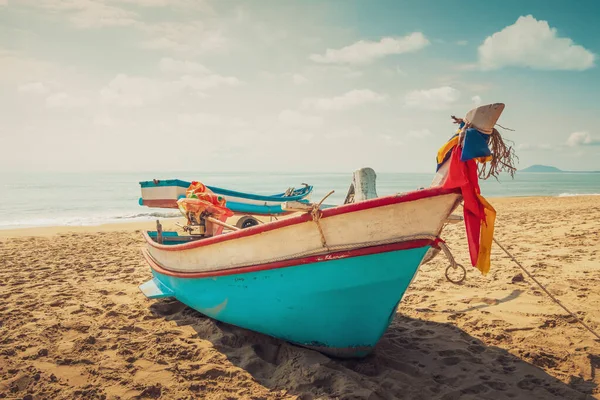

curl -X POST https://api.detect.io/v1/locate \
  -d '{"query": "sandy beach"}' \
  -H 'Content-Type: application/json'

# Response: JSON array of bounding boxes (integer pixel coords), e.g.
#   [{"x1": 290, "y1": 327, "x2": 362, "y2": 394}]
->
[{"x1": 1, "y1": 196, "x2": 598, "y2": 399}]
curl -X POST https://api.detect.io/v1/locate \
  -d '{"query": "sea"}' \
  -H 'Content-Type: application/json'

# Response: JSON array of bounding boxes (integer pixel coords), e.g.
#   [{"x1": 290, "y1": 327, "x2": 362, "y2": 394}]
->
[{"x1": 1, "y1": 171, "x2": 599, "y2": 229}]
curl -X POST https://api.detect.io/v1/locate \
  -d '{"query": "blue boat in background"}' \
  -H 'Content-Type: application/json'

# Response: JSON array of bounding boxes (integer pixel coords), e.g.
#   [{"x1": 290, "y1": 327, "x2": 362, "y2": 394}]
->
[{"x1": 139, "y1": 178, "x2": 313, "y2": 215}]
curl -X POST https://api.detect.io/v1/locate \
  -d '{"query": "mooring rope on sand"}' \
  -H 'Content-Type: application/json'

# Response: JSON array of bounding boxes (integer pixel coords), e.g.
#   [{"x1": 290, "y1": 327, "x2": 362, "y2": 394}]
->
[
  {"x1": 493, "y1": 237, "x2": 600, "y2": 341},
  {"x1": 453, "y1": 201, "x2": 598, "y2": 340}
]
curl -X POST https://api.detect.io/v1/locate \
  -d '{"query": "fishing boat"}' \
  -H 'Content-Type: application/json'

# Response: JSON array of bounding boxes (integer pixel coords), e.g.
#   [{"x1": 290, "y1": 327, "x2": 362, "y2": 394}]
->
[
  {"x1": 141, "y1": 187, "x2": 461, "y2": 357},
  {"x1": 138, "y1": 179, "x2": 313, "y2": 215},
  {"x1": 139, "y1": 103, "x2": 513, "y2": 357}
]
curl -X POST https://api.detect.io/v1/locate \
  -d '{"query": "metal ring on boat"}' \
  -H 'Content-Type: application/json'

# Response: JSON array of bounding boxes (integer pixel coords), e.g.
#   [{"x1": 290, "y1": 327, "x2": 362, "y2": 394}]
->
[
  {"x1": 438, "y1": 241, "x2": 466, "y2": 284},
  {"x1": 445, "y1": 263, "x2": 466, "y2": 284}
]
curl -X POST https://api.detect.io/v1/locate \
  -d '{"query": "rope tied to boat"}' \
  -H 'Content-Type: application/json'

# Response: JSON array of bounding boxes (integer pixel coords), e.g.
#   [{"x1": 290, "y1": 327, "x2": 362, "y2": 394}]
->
[
  {"x1": 310, "y1": 190, "x2": 335, "y2": 250},
  {"x1": 311, "y1": 207, "x2": 328, "y2": 250}
]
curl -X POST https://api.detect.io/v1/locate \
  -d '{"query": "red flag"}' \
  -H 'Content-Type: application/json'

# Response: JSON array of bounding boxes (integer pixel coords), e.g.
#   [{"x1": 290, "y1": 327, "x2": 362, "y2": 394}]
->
[{"x1": 442, "y1": 146, "x2": 485, "y2": 267}]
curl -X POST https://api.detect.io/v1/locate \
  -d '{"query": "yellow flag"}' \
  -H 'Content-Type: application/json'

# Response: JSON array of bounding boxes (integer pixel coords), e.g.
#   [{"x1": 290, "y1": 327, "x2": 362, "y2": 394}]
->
[
  {"x1": 475, "y1": 193, "x2": 496, "y2": 275},
  {"x1": 436, "y1": 135, "x2": 459, "y2": 167}
]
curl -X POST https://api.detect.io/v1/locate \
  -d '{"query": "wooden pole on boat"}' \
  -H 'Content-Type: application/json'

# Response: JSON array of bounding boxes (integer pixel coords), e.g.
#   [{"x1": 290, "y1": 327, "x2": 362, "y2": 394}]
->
[
  {"x1": 156, "y1": 220, "x2": 163, "y2": 244},
  {"x1": 206, "y1": 216, "x2": 241, "y2": 231}
]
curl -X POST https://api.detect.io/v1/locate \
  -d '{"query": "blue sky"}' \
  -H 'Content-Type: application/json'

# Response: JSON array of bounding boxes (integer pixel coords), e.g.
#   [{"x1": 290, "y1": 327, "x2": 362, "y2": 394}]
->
[{"x1": 1, "y1": 0, "x2": 599, "y2": 172}]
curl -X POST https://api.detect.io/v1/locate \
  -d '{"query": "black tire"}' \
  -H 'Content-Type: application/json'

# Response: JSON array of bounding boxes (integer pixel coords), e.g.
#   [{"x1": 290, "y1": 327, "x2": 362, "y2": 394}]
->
[{"x1": 236, "y1": 216, "x2": 260, "y2": 229}]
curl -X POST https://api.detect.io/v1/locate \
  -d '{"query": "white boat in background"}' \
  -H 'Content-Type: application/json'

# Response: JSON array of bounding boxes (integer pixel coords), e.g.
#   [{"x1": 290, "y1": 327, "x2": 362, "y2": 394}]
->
[{"x1": 139, "y1": 179, "x2": 313, "y2": 215}]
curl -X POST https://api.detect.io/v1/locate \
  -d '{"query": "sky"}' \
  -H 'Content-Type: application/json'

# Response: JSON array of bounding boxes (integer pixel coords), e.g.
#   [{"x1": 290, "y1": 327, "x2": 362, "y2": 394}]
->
[{"x1": 1, "y1": 0, "x2": 599, "y2": 173}]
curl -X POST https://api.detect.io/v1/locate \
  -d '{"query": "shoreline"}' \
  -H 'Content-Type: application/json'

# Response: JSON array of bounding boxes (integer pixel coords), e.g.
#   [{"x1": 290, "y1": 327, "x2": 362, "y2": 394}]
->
[{"x1": 1, "y1": 194, "x2": 599, "y2": 238}]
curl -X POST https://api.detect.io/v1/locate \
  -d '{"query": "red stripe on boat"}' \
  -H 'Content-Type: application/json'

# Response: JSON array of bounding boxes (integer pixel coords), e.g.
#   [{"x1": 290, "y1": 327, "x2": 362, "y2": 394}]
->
[
  {"x1": 141, "y1": 199, "x2": 295, "y2": 216},
  {"x1": 142, "y1": 199, "x2": 179, "y2": 209},
  {"x1": 142, "y1": 238, "x2": 435, "y2": 278},
  {"x1": 143, "y1": 187, "x2": 460, "y2": 252}
]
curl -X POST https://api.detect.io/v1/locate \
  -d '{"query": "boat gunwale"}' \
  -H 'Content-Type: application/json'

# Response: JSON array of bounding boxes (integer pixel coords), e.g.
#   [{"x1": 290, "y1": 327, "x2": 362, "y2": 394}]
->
[
  {"x1": 140, "y1": 180, "x2": 314, "y2": 202},
  {"x1": 143, "y1": 186, "x2": 460, "y2": 252},
  {"x1": 141, "y1": 238, "x2": 437, "y2": 278},
  {"x1": 207, "y1": 184, "x2": 313, "y2": 202}
]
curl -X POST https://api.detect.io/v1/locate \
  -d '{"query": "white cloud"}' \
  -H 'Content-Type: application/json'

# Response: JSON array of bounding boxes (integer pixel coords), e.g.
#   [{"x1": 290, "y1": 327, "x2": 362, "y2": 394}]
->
[
  {"x1": 0, "y1": 50, "x2": 63, "y2": 84},
  {"x1": 177, "y1": 113, "x2": 223, "y2": 127},
  {"x1": 139, "y1": 22, "x2": 226, "y2": 54},
  {"x1": 45, "y1": 92, "x2": 89, "y2": 108},
  {"x1": 394, "y1": 66, "x2": 407, "y2": 76},
  {"x1": 158, "y1": 58, "x2": 210, "y2": 74},
  {"x1": 18, "y1": 3, "x2": 224, "y2": 58},
  {"x1": 22, "y1": 0, "x2": 206, "y2": 28},
  {"x1": 456, "y1": 40, "x2": 468, "y2": 46},
  {"x1": 292, "y1": 74, "x2": 308, "y2": 85},
  {"x1": 454, "y1": 63, "x2": 478, "y2": 71},
  {"x1": 407, "y1": 129, "x2": 432, "y2": 139},
  {"x1": 158, "y1": 58, "x2": 240, "y2": 92},
  {"x1": 304, "y1": 65, "x2": 364, "y2": 80},
  {"x1": 566, "y1": 131, "x2": 600, "y2": 147},
  {"x1": 109, "y1": 0, "x2": 209, "y2": 9},
  {"x1": 93, "y1": 114, "x2": 115, "y2": 127},
  {"x1": 405, "y1": 86, "x2": 460, "y2": 110},
  {"x1": 278, "y1": 109, "x2": 322, "y2": 128},
  {"x1": 0, "y1": 0, "x2": 7, "y2": 6},
  {"x1": 379, "y1": 134, "x2": 403, "y2": 146},
  {"x1": 100, "y1": 74, "x2": 174, "y2": 107},
  {"x1": 309, "y1": 33, "x2": 430, "y2": 65},
  {"x1": 478, "y1": 15, "x2": 596, "y2": 70},
  {"x1": 305, "y1": 89, "x2": 386, "y2": 111},
  {"x1": 113, "y1": 0, "x2": 169, "y2": 5},
  {"x1": 179, "y1": 74, "x2": 240, "y2": 91},
  {"x1": 99, "y1": 71, "x2": 239, "y2": 107},
  {"x1": 177, "y1": 113, "x2": 248, "y2": 130},
  {"x1": 517, "y1": 143, "x2": 553, "y2": 151},
  {"x1": 35, "y1": 0, "x2": 139, "y2": 29},
  {"x1": 324, "y1": 127, "x2": 363, "y2": 140},
  {"x1": 18, "y1": 82, "x2": 50, "y2": 95},
  {"x1": 472, "y1": 95, "x2": 482, "y2": 105}
]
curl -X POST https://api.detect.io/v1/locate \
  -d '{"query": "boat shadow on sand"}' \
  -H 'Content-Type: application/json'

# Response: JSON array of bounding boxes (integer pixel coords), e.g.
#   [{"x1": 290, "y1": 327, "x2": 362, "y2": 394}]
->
[{"x1": 150, "y1": 299, "x2": 596, "y2": 400}]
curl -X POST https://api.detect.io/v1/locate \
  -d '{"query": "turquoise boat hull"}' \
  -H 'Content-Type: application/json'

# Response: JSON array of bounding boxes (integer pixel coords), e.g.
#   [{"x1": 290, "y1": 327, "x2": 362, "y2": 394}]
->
[{"x1": 141, "y1": 245, "x2": 430, "y2": 357}]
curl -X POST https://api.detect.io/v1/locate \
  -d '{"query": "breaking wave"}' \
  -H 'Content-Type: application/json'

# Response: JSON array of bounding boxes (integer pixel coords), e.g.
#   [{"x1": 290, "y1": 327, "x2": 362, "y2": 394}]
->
[
  {"x1": 114, "y1": 211, "x2": 181, "y2": 220},
  {"x1": 558, "y1": 193, "x2": 600, "y2": 197},
  {"x1": 0, "y1": 210, "x2": 182, "y2": 230}
]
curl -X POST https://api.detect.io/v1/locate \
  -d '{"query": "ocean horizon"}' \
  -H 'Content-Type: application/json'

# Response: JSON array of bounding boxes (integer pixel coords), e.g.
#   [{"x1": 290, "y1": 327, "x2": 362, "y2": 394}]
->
[{"x1": 1, "y1": 170, "x2": 599, "y2": 229}]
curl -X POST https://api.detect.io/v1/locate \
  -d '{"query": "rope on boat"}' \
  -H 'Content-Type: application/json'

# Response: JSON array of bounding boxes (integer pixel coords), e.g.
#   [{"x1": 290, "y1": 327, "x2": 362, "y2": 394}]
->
[
  {"x1": 310, "y1": 190, "x2": 335, "y2": 250},
  {"x1": 307, "y1": 190, "x2": 465, "y2": 283},
  {"x1": 493, "y1": 238, "x2": 600, "y2": 341}
]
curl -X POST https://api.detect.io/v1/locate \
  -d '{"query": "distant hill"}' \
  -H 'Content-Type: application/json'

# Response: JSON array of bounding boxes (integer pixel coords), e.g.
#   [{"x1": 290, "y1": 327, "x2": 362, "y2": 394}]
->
[{"x1": 521, "y1": 165, "x2": 563, "y2": 173}]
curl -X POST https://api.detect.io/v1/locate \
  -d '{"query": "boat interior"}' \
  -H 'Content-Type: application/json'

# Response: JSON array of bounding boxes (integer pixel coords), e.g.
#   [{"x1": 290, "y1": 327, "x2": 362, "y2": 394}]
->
[
  {"x1": 146, "y1": 167, "x2": 463, "y2": 248},
  {"x1": 147, "y1": 230, "x2": 202, "y2": 245}
]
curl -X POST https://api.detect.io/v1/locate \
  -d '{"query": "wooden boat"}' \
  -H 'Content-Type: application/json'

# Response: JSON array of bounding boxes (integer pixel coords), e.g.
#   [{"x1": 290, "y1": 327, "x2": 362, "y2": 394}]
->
[
  {"x1": 140, "y1": 187, "x2": 462, "y2": 357},
  {"x1": 139, "y1": 103, "x2": 508, "y2": 358},
  {"x1": 139, "y1": 179, "x2": 313, "y2": 215}
]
